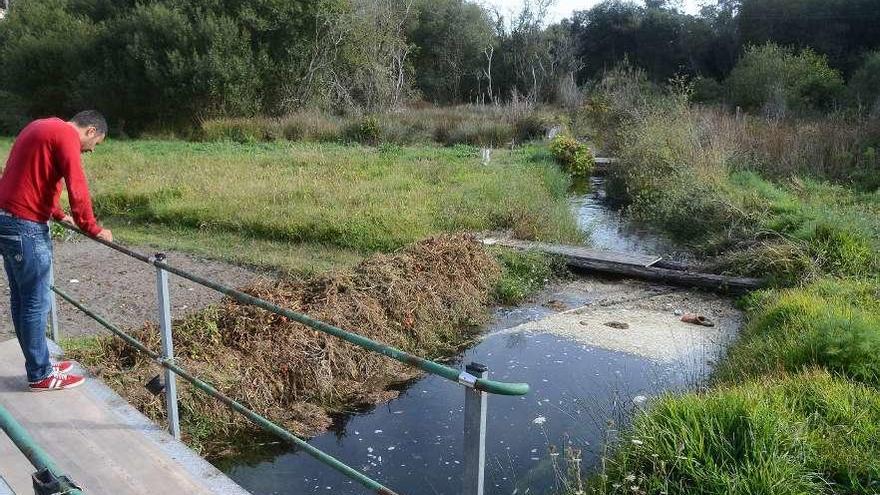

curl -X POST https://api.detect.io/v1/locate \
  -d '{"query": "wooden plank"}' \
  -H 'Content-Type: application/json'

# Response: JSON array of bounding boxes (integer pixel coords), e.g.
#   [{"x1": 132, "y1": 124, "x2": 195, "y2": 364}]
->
[
  {"x1": 593, "y1": 157, "x2": 618, "y2": 164},
  {"x1": 485, "y1": 238, "x2": 662, "y2": 267},
  {"x1": 0, "y1": 339, "x2": 249, "y2": 495}
]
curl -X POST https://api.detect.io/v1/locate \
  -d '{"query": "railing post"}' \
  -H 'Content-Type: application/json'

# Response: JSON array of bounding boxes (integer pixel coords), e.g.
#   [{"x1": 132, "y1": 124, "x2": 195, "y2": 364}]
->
[
  {"x1": 463, "y1": 362, "x2": 488, "y2": 495},
  {"x1": 47, "y1": 257, "x2": 60, "y2": 341},
  {"x1": 155, "y1": 253, "x2": 181, "y2": 440}
]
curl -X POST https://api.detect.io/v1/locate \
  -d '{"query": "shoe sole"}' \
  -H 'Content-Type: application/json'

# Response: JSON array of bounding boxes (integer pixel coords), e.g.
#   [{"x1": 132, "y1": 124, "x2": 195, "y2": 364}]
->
[{"x1": 28, "y1": 379, "x2": 86, "y2": 392}]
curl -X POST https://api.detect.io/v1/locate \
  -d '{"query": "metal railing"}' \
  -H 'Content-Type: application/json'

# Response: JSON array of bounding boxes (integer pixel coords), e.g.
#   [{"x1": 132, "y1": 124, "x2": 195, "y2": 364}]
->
[
  {"x1": 4, "y1": 222, "x2": 529, "y2": 495},
  {"x1": 0, "y1": 404, "x2": 83, "y2": 495}
]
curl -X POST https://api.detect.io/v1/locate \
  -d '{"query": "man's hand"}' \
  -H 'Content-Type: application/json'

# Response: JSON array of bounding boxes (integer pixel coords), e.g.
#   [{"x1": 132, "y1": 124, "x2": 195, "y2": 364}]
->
[
  {"x1": 95, "y1": 229, "x2": 113, "y2": 242},
  {"x1": 60, "y1": 215, "x2": 74, "y2": 225}
]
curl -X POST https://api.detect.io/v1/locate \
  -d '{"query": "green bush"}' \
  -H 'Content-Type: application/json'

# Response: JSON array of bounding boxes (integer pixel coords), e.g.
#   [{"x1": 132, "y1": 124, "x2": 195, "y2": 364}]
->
[
  {"x1": 549, "y1": 134, "x2": 594, "y2": 177},
  {"x1": 727, "y1": 43, "x2": 844, "y2": 115},
  {"x1": 690, "y1": 77, "x2": 725, "y2": 104},
  {"x1": 0, "y1": 0, "x2": 326, "y2": 134},
  {"x1": 0, "y1": 0, "x2": 99, "y2": 120}
]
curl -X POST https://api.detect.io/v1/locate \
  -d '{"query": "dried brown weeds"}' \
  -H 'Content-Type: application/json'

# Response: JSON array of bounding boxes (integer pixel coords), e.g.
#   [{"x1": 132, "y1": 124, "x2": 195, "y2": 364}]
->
[{"x1": 71, "y1": 234, "x2": 500, "y2": 457}]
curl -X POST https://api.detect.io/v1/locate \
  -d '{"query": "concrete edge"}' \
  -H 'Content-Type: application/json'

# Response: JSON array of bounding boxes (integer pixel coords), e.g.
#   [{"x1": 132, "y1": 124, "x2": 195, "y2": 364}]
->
[
  {"x1": 0, "y1": 475, "x2": 14, "y2": 495},
  {"x1": 48, "y1": 340, "x2": 252, "y2": 495}
]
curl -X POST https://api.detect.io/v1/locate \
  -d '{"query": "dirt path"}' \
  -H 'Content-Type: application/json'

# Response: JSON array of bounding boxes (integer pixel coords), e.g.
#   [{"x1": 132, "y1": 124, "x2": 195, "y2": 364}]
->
[{"x1": 0, "y1": 239, "x2": 268, "y2": 341}]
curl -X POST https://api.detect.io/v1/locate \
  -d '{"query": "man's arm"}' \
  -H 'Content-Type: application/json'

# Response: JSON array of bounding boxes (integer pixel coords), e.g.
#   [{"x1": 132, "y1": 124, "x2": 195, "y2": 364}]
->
[
  {"x1": 50, "y1": 206, "x2": 71, "y2": 223},
  {"x1": 54, "y1": 137, "x2": 104, "y2": 237}
]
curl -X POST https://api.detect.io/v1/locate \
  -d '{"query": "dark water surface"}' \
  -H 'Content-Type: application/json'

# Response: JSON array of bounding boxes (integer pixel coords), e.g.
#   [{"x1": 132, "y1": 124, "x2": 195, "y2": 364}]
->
[{"x1": 226, "y1": 304, "x2": 696, "y2": 495}]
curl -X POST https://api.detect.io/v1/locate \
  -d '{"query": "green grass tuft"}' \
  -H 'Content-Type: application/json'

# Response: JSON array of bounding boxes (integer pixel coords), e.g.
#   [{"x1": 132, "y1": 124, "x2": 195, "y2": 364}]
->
[
  {"x1": 591, "y1": 371, "x2": 880, "y2": 495},
  {"x1": 491, "y1": 248, "x2": 565, "y2": 305}
]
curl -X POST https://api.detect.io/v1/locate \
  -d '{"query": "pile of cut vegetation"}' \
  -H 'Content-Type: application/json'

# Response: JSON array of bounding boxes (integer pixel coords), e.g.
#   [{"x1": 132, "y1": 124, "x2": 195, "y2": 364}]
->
[{"x1": 70, "y1": 234, "x2": 500, "y2": 457}]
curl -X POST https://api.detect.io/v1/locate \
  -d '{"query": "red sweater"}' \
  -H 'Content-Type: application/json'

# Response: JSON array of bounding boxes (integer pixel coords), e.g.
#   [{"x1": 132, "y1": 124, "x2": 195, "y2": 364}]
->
[{"x1": 0, "y1": 118, "x2": 102, "y2": 236}]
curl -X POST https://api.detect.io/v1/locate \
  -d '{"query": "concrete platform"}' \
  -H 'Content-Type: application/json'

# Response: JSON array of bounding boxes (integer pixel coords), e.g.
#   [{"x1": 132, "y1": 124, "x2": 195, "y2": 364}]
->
[{"x1": 0, "y1": 339, "x2": 250, "y2": 495}]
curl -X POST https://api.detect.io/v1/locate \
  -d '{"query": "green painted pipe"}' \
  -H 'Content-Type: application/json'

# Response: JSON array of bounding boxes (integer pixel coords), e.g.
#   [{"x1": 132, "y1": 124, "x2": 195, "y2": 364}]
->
[
  {"x1": 56, "y1": 222, "x2": 530, "y2": 396},
  {"x1": 52, "y1": 287, "x2": 399, "y2": 495},
  {"x1": 0, "y1": 403, "x2": 84, "y2": 494}
]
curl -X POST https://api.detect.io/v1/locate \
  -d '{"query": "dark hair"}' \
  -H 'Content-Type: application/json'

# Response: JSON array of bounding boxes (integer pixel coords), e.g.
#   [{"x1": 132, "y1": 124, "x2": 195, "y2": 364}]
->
[{"x1": 70, "y1": 110, "x2": 108, "y2": 136}]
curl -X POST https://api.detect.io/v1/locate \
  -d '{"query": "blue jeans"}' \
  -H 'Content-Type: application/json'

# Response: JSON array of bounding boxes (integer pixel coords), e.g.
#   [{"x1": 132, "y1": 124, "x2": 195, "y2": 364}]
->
[{"x1": 0, "y1": 213, "x2": 53, "y2": 382}]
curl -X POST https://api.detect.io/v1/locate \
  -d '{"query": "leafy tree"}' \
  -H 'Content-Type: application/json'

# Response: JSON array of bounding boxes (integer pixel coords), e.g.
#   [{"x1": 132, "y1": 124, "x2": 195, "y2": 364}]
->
[
  {"x1": 0, "y1": 0, "x2": 333, "y2": 133},
  {"x1": 849, "y1": 51, "x2": 880, "y2": 116},
  {"x1": 727, "y1": 43, "x2": 845, "y2": 115},
  {"x1": 0, "y1": 0, "x2": 98, "y2": 118},
  {"x1": 90, "y1": 3, "x2": 259, "y2": 133},
  {"x1": 738, "y1": 0, "x2": 880, "y2": 75},
  {"x1": 408, "y1": 0, "x2": 494, "y2": 103}
]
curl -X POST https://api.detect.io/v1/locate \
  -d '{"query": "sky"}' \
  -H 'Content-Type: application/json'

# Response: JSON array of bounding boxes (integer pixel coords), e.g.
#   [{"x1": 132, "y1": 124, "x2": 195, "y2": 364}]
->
[{"x1": 486, "y1": 0, "x2": 705, "y2": 23}]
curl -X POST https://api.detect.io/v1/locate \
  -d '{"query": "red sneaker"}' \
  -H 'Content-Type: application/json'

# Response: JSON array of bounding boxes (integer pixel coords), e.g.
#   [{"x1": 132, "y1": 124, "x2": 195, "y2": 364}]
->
[
  {"x1": 53, "y1": 361, "x2": 74, "y2": 374},
  {"x1": 28, "y1": 370, "x2": 85, "y2": 392}
]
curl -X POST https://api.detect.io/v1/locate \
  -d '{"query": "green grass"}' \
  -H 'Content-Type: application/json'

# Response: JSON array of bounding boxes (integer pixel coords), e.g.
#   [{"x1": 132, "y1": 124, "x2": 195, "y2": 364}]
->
[
  {"x1": 490, "y1": 248, "x2": 567, "y2": 305},
  {"x1": 592, "y1": 371, "x2": 880, "y2": 495},
  {"x1": 1, "y1": 138, "x2": 581, "y2": 275},
  {"x1": 715, "y1": 278, "x2": 880, "y2": 387}
]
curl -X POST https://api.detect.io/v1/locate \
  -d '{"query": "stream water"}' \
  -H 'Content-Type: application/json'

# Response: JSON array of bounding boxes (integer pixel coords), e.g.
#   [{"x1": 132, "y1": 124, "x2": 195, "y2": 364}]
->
[{"x1": 224, "y1": 177, "x2": 717, "y2": 495}]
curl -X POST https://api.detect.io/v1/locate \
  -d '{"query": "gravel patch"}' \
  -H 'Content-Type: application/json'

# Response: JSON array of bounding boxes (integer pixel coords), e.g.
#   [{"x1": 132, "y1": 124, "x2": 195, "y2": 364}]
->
[{"x1": 0, "y1": 239, "x2": 268, "y2": 341}]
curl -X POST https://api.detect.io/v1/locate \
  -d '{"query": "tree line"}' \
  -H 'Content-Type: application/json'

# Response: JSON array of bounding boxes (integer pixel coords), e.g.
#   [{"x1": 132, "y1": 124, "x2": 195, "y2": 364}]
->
[{"x1": 1, "y1": 0, "x2": 879, "y2": 134}]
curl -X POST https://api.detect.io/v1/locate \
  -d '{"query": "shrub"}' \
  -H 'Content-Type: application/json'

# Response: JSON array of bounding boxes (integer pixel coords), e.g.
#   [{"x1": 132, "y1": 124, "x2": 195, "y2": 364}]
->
[
  {"x1": 850, "y1": 50, "x2": 880, "y2": 117},
  {"x1": 727, "y1": 43, "x2": 844, "y2": 116},
  {"x1": 513, "y1": 113, "x2": 548, "y2": 143},
  {"x1": 343, "y1": 116, "x2": 382, "y2": 145},
  {"x1": 549, "y1": 134, "x2": 594, "y2": 177},
  {"x1": 199, "y1": 117, "x2": 271, "y2": 143},
  {"x1": 0, "y1": 0, "x2": 326, "y2": 134},
  {"x1": 690, "y1": 76, "x2": 724, "y2": 104},
  {"x1": 0, "y1": 90, "x2": 29, "y2": 135},
  {"x1": 446, "y1": 120, "x2": 514, "y2": 147}
]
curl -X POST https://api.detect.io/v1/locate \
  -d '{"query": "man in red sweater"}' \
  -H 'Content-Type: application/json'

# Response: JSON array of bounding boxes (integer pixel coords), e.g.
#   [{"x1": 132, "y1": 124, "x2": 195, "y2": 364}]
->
[{"x1": 0, "y1": 110, "x2": 112, "y2": 391}]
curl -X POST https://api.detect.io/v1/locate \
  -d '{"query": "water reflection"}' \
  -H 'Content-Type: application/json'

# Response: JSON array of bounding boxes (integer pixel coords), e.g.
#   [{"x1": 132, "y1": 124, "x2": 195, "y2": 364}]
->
[{"x1": 569, "y1": 176, "x2": 681, "y2": 258}]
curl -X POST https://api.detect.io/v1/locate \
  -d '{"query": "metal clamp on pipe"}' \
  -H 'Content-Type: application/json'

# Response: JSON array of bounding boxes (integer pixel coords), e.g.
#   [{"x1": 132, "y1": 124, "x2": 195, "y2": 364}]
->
[
  {"x1": 458, "y1": 371, "x2": 478, "y2": 388},
  {"x1": 148, "y1": 252, "x2": 167, "y2": 264}
]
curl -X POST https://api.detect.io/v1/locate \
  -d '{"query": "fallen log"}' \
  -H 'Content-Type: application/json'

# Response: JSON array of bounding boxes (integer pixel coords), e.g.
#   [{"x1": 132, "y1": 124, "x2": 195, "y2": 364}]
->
[
  {"x1": 565, "y1": 257, "x2": 764, "y2": 295},
  {"x1": 482, "y1": 238, "x2": 764, "y2": 294}
]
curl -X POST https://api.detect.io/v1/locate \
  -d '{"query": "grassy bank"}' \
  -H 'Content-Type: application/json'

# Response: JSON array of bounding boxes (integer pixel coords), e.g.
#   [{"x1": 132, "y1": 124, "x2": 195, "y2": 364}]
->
[
  {"x1": 582, "y1": 75, "x2": 880, "y2": 494},
  {"x1": 197, "y1": 105, "x2": 560, "y2": 147},
  {"x1": 0, "y1": 138, "x2": 581, "y2": 275}
]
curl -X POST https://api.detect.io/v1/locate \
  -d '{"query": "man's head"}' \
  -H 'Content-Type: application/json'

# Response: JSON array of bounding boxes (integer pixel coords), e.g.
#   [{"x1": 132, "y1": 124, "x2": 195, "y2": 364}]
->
[{"x1": 68, "y1": 110, "x2": 108, "y2": 153}]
